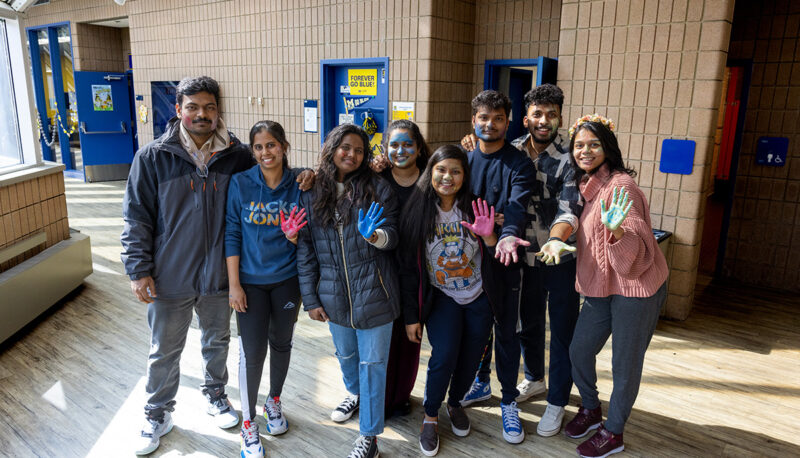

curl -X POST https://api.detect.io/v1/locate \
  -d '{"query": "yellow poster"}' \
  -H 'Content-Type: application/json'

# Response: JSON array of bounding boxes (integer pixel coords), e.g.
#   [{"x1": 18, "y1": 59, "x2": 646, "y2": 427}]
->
[
  {"x1": 369, "y1": 133, "x2": 383, "y2": 157},
  {"x1": 348, "y1": 69, "x2": 378, "y2": 96}
]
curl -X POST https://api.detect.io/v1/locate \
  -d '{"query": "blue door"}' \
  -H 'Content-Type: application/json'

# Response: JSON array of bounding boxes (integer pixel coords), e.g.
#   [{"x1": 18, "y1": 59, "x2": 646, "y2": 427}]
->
[
  {"x1": 321, "y1": 58, "x2": 389, "y2": 157},
  {"x1": 75, "y1": 71, "x2": 136, "y2": 182}
]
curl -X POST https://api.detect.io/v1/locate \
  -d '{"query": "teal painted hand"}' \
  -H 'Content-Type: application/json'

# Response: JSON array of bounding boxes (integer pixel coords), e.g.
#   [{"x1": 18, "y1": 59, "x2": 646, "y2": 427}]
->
[
  {"x1": 358, "y1": 201, "x2": 386, "y2": 239},
  {"x1": 600, "y1": 186, "x2": 633, "y2": 232}
]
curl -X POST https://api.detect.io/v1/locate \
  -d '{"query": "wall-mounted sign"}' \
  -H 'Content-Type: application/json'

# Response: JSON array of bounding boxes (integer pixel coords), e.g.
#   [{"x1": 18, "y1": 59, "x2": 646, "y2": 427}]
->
[
  {"x1": 659, "y1": 139, "x2": 696, "y2": 175},
  {"x1": 303, "y1": 100, "x2": 318, "y2": 133},
  {"x1": 755, "y1": 136, "x2": 788, "y2": 167},
  {"x1": 339, "y1": 113, "x2": 354, "y2": 125},
  {"x1": 92, "y1": 85, "x2": 113, "y2": 111},
  {"x1": 392, "y1": 101, "x2": 415, "y2": 121},
  {"x1": 348, "y1": 69, "x2": 378, "y2": 96}
]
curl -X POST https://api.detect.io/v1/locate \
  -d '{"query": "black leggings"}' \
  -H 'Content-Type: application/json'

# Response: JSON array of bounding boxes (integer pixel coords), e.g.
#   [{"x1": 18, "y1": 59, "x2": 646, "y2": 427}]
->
[{"x1": 236, "y1": 276, "x2": 301, "y2": 421}]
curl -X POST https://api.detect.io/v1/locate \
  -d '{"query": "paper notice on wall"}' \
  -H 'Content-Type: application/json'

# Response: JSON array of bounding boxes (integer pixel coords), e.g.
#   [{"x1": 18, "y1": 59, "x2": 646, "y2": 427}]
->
[
  {"x1": 92, "y1": 85, "x2": 113, "y2": 111},
  {"x1": 339, "y1": 113, "x2": 355, "y2": 125},
  {"x1": 303, "y1": 100, "x2": 318, "y2": 133},
  {"x1": 348, "y1": 69, "x2": 378, "y2": 96},
  {"x1": 392, "y1": 101, "x2": 414, "y2": 121}
]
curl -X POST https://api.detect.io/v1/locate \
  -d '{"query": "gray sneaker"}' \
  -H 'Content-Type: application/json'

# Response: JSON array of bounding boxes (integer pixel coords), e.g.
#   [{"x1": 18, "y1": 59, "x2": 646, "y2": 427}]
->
[
  {"x1": 134, "y1": 411, "x2": 173, "y2": 455},
  {"x1": 419, "y1": 420, "x2": 439, "y2": 456},
  {"x1": 206, "y1": 392, "x2": 240, "y2": 429},
  {"x1": 446, "y1": 404, "x2": 471, "y2": 437}
]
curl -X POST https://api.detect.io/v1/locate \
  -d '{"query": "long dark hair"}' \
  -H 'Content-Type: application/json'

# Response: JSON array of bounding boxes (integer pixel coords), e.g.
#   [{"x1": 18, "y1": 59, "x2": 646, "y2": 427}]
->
[
  {"x1": 312, "y1": 124, "x2": 376, "y2": 226},
  {"x1": 249, "y1": 120, "x2": 290, "y2": 168},
  {"x1": 569, "y1": 121, "x2": 637, "y2": 182},
  {"x1": 382, "y1": 119, "x2": 431, "y2": 171},
  {"x1": 401, "y1": 145, "x2": 474, "y2": 250}
]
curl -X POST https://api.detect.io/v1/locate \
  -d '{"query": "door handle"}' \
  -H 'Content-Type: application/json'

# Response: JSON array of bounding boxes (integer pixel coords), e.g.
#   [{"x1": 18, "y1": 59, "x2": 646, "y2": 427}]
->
[{"x1": 80, "y1": 121, "x2": 127, "y2": 135}]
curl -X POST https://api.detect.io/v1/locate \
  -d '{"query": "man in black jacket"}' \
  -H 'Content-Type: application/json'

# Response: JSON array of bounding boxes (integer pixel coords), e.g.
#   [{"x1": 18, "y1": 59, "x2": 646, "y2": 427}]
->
[{"x1": 121, "y1": 76, "x2": 253, "y2": 455}]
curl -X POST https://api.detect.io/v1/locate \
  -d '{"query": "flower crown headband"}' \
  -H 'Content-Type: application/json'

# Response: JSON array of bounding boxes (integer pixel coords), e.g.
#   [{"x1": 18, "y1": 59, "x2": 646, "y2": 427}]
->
[{"x1": 568, "y1": 113, "x2": 616, "y2": 138}]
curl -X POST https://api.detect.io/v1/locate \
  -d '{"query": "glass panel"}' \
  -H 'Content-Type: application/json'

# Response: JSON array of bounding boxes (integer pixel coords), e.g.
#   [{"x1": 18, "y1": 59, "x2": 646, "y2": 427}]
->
[
  {"x1": 0, "y1": 19, "x2": 22, "y2": 168},
  {"x1": 56, "y1": 25, "x2": 80, "y2": 168}
]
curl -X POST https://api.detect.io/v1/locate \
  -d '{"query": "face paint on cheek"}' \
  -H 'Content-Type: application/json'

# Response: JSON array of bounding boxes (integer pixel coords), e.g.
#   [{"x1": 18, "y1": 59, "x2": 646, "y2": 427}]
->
[
  {"x1": 182, "y1": 114, "x2": 193, "y2": 128},
  {"x1": 387, "y1": 146, "x2": 400, "y2": 163},
  {"x1": 474, "y1": 125, "x2": 491, "y2": 141}
]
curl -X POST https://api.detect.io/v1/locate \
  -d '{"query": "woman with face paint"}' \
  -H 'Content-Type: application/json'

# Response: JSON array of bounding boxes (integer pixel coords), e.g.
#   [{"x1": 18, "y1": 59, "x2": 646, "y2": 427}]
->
[
  {"x1": 563, "y1": 115, "x2": 668, "y2": 458},
  {"x1": 224, "y1": 120, "x2": 314, "y2": 457},
  {"x1": 377, "y1": 120, "x2": 432, "y2": 419},
  {"x1": 295, "y1": 124, "x2": 400, "y2": 458},
  {"x1": 398, "y1": 145, "x2": 503, "y2": 456}
]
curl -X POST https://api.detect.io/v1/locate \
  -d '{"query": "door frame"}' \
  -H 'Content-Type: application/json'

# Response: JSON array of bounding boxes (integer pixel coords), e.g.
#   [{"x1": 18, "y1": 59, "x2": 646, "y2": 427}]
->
[
  {"x1": 714, "y1": 58, "x2": 753, "y2": 278},
  {"x1": 319, "y1": 57, "x2": 389, "y2": 144},
  {"x1": 483, "y1": 56, "x2": 558, "y2": 90},
  {"x1": 25, "y1": 21, "x2": 75, "y2": 169}
]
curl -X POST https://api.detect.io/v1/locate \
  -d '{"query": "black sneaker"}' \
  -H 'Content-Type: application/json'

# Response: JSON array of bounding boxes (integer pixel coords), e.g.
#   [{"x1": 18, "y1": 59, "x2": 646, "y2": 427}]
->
[
  {"x1": 447, "y1": 404, "x2": 471, "y2": 437},
  {"x1": 331, "y1": 394, "x2": 359, "y2": 423},
  {"x1": 419, "y1": 421, "x2": 439, "y2": 456},
  {"x1": 347, "y1": 435, "x2": 379, "y2": 458}
]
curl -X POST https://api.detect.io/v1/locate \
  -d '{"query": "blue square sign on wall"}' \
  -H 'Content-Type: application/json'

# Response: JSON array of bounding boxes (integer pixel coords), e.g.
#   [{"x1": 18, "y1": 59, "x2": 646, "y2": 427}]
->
[
  {"x1": 659, "y1": 139, "x2": 696, "y2": 175},
  {"x1": 755, "y1": 136, "x2": 788, "y2": 167}
]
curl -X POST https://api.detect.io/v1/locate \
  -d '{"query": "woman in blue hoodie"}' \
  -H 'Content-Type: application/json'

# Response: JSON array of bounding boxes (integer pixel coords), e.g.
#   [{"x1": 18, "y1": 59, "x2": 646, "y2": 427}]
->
[{"x1": 225, "y1": 120, "x2": 310, "y2": 457}]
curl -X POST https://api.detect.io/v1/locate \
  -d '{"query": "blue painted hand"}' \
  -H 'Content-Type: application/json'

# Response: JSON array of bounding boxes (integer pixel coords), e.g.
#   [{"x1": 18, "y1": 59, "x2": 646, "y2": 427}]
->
[
  {"x1": 600, "y1": 186, "x2": 633, "y2": 232},
  {"x1": 358, "y1": 201, "x2": 386, "y2": 239}
]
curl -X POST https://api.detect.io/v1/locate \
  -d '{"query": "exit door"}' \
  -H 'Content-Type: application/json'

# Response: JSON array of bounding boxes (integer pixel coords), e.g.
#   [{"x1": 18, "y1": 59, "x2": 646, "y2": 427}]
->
[
  {"x1": 75, "y1": 71, "x2": 136, "y2": 182},
  {"x1": 321, "y1": 58, "x2": 389, "y2": 157}
]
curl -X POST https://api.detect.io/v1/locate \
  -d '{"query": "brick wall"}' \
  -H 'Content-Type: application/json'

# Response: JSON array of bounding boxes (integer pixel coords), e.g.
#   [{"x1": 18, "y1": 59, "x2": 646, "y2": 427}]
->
[
  {"x1": 557, "y1": 0, "x2": 734, "y2": 318},
  {"x1": 73, "y1": 23, "x2": 125, "y2": 72},
  {"x1": 0, "y1": 170, "x2": 70, "y2": 272},
  {"x1": 725, "y1": 0, "x2": 800, "y2": 290}
]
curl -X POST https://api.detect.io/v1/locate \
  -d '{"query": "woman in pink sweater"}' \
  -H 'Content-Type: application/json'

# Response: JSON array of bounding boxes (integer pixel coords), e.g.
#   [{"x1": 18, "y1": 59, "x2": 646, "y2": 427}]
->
[{"x1": 562, "y1": 115, "x2": 668, "y2": 458}]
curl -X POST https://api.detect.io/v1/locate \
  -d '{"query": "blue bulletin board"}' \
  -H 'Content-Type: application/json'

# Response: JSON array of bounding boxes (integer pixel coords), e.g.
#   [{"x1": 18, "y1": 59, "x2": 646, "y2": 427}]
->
[
  {"x1": 659, "y1": 139, "x2": 696, "y2": 175},
  {"x1": 755, "y1": 136, "x2": 788, "y2": 167}
]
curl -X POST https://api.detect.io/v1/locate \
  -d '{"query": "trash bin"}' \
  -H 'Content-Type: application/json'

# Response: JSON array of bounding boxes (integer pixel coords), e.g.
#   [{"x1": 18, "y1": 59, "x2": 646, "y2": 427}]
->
[{"x1": 653, "y1": 229, "x2": 672, "y2": 317}]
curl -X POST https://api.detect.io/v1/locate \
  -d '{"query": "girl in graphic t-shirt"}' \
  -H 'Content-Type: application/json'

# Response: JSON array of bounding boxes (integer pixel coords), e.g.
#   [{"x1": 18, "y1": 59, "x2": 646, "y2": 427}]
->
[{"x1": 399, "y1": 145, "x2": 503, "y2": 456}]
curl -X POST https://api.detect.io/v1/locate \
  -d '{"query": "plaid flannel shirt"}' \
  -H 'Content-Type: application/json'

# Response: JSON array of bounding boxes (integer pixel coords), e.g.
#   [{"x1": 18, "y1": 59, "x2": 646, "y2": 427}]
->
[{"x1": 511, "y1": 133, "x2": 583, "y2": 266}]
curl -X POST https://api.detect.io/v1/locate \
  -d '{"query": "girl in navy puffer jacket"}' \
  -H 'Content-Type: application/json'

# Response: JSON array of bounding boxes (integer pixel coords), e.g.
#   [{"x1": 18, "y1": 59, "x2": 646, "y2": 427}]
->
[{"x1": 296, "y1": 124, "x2": 399, "y2": 458}]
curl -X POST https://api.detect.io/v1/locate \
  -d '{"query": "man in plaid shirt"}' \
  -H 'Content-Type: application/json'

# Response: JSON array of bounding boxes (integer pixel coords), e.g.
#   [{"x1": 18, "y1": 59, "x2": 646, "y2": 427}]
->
[{"x1": 461, "y1": 84, "x2": 582, "y2": 438}]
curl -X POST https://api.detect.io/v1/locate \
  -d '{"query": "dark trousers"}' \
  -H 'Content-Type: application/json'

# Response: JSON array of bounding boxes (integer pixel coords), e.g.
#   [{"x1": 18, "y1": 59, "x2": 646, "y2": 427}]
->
[
  {"x1": 385, "y1": 316, "x2": 421, "y2": 414},
  {"x1": 424, "y1": 291, "x2": 493, "y2": 417},
  {"x1": 236, "y1": 276, "x2": 301, "y2": 421},
  {"x1": 476, "y1": 265, "x2": 522, "y2": 404},
  {"x1": 519, "y1": 261, "x2": 580, "y2": 406}
]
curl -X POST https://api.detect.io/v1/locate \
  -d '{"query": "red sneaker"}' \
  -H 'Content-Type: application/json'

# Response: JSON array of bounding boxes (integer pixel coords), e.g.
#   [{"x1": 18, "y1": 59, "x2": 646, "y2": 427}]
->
[
  {"x1": 564, "y1": 405, "x2": 602, "y2": 438},
  {"x1": 577, "y1": 425, "x2": 624, "y2": 458}
]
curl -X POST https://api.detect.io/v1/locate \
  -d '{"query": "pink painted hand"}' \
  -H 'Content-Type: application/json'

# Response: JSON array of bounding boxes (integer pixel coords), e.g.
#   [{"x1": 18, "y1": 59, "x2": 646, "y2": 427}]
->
[
  {"x1": 461, "y1": 198, "x2": 495, "y2": 237},
  {"x1": 280, "y1": 207, "x2": 308, "y2": 240},
  {"x1": 495, "y1": 236, "x2": 532, "y2": 266}
]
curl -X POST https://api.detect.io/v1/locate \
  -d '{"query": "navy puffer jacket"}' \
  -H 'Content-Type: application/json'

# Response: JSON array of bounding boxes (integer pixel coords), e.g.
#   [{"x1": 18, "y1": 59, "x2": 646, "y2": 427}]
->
[{"x1": 296, "y1": 176, "x2": 401, "y2": 329}]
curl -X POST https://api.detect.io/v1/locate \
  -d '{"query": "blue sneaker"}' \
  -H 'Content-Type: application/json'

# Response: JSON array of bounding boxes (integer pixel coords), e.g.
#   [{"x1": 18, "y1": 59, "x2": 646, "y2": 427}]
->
[
  {"x1": 461, "y1": 377, "x2": 491, "y2": 406},
  {"x1": 501, "y1": 401, "x2": 525, "y2": 444}
]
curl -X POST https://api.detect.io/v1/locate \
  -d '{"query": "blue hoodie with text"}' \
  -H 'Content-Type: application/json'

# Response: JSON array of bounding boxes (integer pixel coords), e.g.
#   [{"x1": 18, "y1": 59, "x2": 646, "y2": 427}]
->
[{"x1": 225, "y1": 164, "x2": 303, "y2": 285}]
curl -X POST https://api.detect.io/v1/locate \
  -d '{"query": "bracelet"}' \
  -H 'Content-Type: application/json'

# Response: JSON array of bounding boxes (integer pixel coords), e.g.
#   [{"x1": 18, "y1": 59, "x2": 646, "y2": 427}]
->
[{"x1": 547, "y1": 236, "x2": 563, "y2": 243}]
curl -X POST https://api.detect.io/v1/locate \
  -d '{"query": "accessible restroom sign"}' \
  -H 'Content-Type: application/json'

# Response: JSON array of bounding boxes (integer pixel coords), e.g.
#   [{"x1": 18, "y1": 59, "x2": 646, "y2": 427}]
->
[{"x1": 348, "y1": 69, "x2": 378, "y2": 96}]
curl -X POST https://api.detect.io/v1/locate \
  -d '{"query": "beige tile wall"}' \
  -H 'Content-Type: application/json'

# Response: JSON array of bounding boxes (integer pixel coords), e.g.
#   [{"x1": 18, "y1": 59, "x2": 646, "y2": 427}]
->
[
  {"x1": 73, "y1": 23, "x2": 125, "y2": 72},
  {"x1": 0, "y1": 172, "x2": 70, "y2": 273},
  {"x1": 557, "y1": 0, "x2": 734, "y2": 319},
  {"x1": 725, "y1": 0, "x2": 800, "y2": 290}
]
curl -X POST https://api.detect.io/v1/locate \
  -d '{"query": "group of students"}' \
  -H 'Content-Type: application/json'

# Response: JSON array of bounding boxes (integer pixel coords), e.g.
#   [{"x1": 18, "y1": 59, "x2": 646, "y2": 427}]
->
[
  {"x1": 221, "y1": 85, "x2": 668, "y2": 458},
  {"x1": 122, "y1": 76, "x2": 667, "y2": 458}
]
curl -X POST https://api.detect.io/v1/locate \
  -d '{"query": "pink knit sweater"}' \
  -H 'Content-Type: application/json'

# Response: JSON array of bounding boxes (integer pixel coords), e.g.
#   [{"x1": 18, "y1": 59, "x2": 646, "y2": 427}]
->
[{"x1": 575, "y1": 164, "x2": 669, "y2": 298}]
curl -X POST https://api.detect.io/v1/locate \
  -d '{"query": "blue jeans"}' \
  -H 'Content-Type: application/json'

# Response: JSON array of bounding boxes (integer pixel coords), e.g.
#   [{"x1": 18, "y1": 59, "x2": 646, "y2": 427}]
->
[
  {"x1": 519, "y1": 261, "x2": 580, "y2": 406},
  {"x1": 328, "y1": 320, "x2": 393, "y2": 436}
]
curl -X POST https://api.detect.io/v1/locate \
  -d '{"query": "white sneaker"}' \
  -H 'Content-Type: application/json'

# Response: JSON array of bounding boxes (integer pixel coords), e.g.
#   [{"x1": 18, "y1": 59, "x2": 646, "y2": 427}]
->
[
  {"x1": 515, "y1": 378, "x2": 546, "y2": 402},
  {"x1": 331, "y1": 393, "x2": 359, "y2": 422},
  {"x1": 207, "y1": 394, "x2": 240, "y2": 429},
  {"x1": 134, "y1": 411, "x2": 173, "y2": 455},
  {"x1": 240, "y1": 419, "x2": 265, "y2": 457},
  {"x1": 537, "y1": 403, "x2": 565, "y2": 437},
  {"x1": 264, "y1": 396, "x2": 289, "y2": 435}
]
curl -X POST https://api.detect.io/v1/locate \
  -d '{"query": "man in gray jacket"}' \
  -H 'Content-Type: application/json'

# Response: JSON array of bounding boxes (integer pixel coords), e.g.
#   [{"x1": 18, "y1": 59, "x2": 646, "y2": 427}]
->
[{"x1": 121, "y1": 76, "x2": 253, "y2": 455}]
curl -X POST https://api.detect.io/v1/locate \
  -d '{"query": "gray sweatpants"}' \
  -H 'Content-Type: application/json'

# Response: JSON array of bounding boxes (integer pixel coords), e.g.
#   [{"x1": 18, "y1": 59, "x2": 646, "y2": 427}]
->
[
  {"x1": 569, "y1": 283, "x2": 666, "y2": 434},
  {"x1": 144, "y1": 293, "x2": 231, "y2": 419}
]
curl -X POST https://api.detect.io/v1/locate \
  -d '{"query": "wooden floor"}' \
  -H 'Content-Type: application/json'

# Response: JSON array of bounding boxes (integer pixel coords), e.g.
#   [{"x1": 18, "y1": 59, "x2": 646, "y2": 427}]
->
[{"x1": 1, "y1": 177, "x2": 799, "y2": 457}]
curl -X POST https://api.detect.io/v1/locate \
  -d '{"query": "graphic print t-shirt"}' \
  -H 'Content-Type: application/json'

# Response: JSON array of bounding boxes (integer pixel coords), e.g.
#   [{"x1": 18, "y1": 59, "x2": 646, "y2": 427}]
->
[{"x1": 425, "y1": 205, "x2": 483, "y2": 304}]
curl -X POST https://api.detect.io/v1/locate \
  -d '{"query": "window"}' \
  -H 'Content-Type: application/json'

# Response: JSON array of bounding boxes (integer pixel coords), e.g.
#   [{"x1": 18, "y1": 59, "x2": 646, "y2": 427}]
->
[{"x1": 0, "y1": 19, "x2": 22, "y2": 169}]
